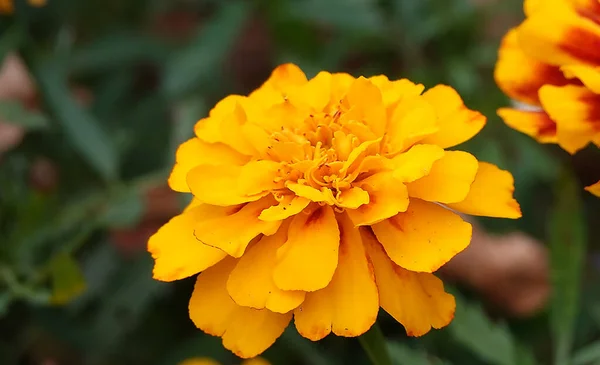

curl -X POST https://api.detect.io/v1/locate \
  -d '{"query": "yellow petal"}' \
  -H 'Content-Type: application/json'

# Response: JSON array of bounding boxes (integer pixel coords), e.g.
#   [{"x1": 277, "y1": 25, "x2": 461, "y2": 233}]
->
[
  {"x1": 273, "y1": 205, "x2": 340, "y2": 291},
  {"x1": 497, "y1": 108, "x2": 557, "y2": 143},
  {"x1": 391, "y1": 144, "x2": 445, "y2": 183},
  {"x1": 241, "y1": 358, "x2": 271, "y2": 365},
  {"x1": 228, "y1": 224, "x2": 305, "y2": 313},
  {"x1": 187, "y1": 164, "x2": 267, "y2": 206},
  {"x1": 347, "y1": 172, "x2": 409, "y2": 226},
  {"x1": 407, "y1": 151, "x2": 478, "y2": 204},
  {"x1": 369, "y1": 76, "x2": 425, "y2": 108},
  {"x1": 195, "y1": 198, "x2": 282, "y2": 258},
  {"x1": 294, "y1": 214, "x2": 379, "y2": 340},
  {"x1": 539, "y1": 84, "x2": 600, "y2": 154},
  {"x1": 195, "y1": 95, "x2": 245, "y2": 143},
  {"x1": 363, "y1": 230, "x2": 456, "y2": 336},
  {"x1": 286, "y1": 182, "x2": 336, "y2": 204},
  {"x1": 343, "y1": 77, "x2": 387, "y2": 136},
  {"x1": 447, "y1": 162, "x2": 522, "y2": 219},
  {"x1": 238, "y1": 160, "x2": 282, "y2": 196},
  {"x1": 518, "y1": 3, "x2": 600, "y2": 67},
  {"x1": 148, "y1": 204, "x2": 236, "y2": 281},
  {"x1": 288, "y1": 71, "x2": 333, "y2": 112},
  {"x1": 372, "y1": 199, "x2": 472, "y2": 273},
  {"x1": 264, "y1": 63, "x2": 308, "y2": 94},
  {"x1": 386, "y1": 96, "x2": 439, "y2": 154},
  {"x1": 585, "y1": 180, "x2": 600, "y2": 197},
  {"x1": 420, "y1": 85, "x2": 486, "y2": 148},
  {"x1": 337, "y1": 187, "x2": 370, "y2": 209},
  {"x1": 561, "y1": 65, "x2": 600, "y2": 93},
  {"x1": 189, "y1": 259, "x2": 292, "y2": 359},
  {"x1": 494, "y1": 28, "x2": 570, "y2": 106},
  {"x1": 259, "y1": 195, "x2": 311, "y2": 221},
  {"x1": 178, "y1": 358, "x2": 221, "y2": 365},
  {"x1": 168, "y1": 138, "x2": 248, "y2": 193}
]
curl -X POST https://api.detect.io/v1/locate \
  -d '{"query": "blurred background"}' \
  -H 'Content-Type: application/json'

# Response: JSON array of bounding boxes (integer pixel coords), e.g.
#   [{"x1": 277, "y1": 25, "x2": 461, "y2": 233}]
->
[{"x1": 2, "y1": 0, "x2": 600, "y2": 364}]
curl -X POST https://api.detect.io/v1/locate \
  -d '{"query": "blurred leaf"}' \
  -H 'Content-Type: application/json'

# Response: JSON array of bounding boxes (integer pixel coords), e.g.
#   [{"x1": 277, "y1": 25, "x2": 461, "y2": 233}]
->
[
  {"x1": 549, "y1": 169, "x2": 587, "y2": 365},
  {"x1": 449, "y1": 291, "x2": 515, "y2": 365},
  {"x1": 24, "y1": 53, "x2": 119, "y2": 181},
  {"x1": 101, "y1": 190, "x2": 144, "y2": 229},
  {"x1": 49, "y1": 253, "x2": 86, "y2": 305},
  {"x1": 164, "y1": 1, "x2": 251, "y2": 99},
  {"x1": 573, "y1": 341, "x2": 600, "y2": 365},
  {"x1": 0, "y1": 291, "x2": 12, "y2": 317},
  {"x1": 279, "y1": 327, "x2": 334, "y2": 365},
  {"x1": 387, "y1": 342, "x2": 449, "y2": 365},
  {"x1": 171, "y1": 96, "x2": 207, "y2": 157},
  {"x1": 0, "y1": 23, "x2": 23, "y2": 65},
  {"x1": 0, "y1": 100, "x2": 49, "y2": 130},
  {"x1": 515, "y1": 342, "x2": 538, "y2": 365},
  {"x1": 286, "y1": 0, "x2": 384, "y2": 33},
  {"x1": 358, "y1": 323, "x2": 393, "y2": 365}
]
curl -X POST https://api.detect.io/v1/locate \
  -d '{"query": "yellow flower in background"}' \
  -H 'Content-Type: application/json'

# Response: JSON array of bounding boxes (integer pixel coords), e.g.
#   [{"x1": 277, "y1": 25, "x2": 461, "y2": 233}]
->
[
  {"x1": 0, "y1": 0, "x2": 46, "y2": 13},
  {"x1": 495, "y1": 0, "x2": 600, "y2": 196},
  {"x1": 148, "y1": 63, "x2": 521, "y2": 358},
  {"x1": 179, "y1": 357, "x2": 270, "y2": 365}
]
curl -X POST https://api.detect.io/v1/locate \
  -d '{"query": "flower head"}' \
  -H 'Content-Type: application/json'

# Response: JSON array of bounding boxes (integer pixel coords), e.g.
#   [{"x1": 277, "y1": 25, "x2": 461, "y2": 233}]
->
[
  {"x1": 495, "y1": 0, "x2": 600, "y2": 196},
  {"x1": 149, "y1": 63, "x2": 521, "y2": 358},
  {"x1": 179, "y1": 357, "x2": 269, "y2": 365}
]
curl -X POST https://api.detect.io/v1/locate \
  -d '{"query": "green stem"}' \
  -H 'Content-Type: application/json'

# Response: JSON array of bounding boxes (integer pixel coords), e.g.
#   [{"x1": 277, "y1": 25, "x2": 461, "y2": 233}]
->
[{"x1": 358, "y1": 322, "x2": 393, "y2": 365}]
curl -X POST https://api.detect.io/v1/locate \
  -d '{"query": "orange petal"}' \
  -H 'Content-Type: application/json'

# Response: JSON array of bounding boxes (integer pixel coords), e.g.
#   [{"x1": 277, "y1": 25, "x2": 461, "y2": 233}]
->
[
  {"x1": 285, "y1": 182, "x2": 336, "y2": 205},
  {"x1": 407, "y1": 151, "x2": 479, "y2": 204},
  {"x1": 195, "y1": 95, "x2": 245, "y2": 143},
  {"x1": 561, "y1": 64, "x2": 600, "y2": 93},
  {"x1": 259, "y1": 195, "x2": 311, "y2": 221},
  {"x1": 178, "y1": 358, "x2": 221, "y2": 365},
  {"x1": 585, "y1": 180, "x2": 600, "y2": 197},
  {"x1": 288, "y1": 71, "x2": 333, "y2": 112},
  {"x1": 194, "y1": 198, "x2": 282, "y2": 258},
  {"x1": 343, "y1": 77, "x2": 387, "y2": 136},
  {"x1": 294, "y1": 213, "x2": 379, "y2": 340},
  {"x1": 386, "y1": 96, "x2": 439, "y2": 154},
  {"x1": 227, "y1": 224, "x2": 306, "y2": 313},
  {"x1": 363, "y1": 230, "x2": 456, "y2": 336},
  {"x1": 168, "y1": 138, "x2": 248, "y2": 193},
  {"x1": 518, "y1": 3, "x2": 600, "y2": 67},
  {"x1": 420, "y1": 85, "x2": 486, "y2": 148},
  {"x1": 497, "y1": 108, "x2": 558, "y2": 143},
  {"x1": 187, "y1": 164, "x2": 267, "y2": 206},
  {"x1": 539, "y1": 84, "x2": 600, "y2": 154},
  {"x1": 189, "y1": 259, "x2": 292, "y2": 359},
  {"x1": 273, "y1": 205, "x2": 340, "y2": 291},
  {"x1": 347, "y1": 172, "x2": 409, "y2": 226},
  {"x1": 148, "y1": 204, "x2": 237, "y2": 281},
  {"x1": 372, "y1": 199, "x2": 472, "y2": 273},
  {"x1": 264, "y1": 63, "x2": 308, "y2": 94},
  {"x1": 337, "y1": 187, "x2": 370, "y2": 209},
  {"x1": 447, "y1": 162, "x2": 522, "y2": 219},
  {"x1": 494, "y1": 28, "x2": 570, "y2": 106},
  {"x1": 241, "y1": 358, "x2": 271, "y2": 365},
  {"x1": 238, "y1": 160, "x2": 283, "y2": 196},
  {"x1": 391, "y1": 144, "x2": 445, "y2": 183}
]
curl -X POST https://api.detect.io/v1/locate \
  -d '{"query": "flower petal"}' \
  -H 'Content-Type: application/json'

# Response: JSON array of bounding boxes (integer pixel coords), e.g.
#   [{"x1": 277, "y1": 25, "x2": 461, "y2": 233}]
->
[
  {"x1": 337, "y1": 187, "x2": 370, "y2": 209},
  {"x1": 386, "y1": 96, "x2": 439, "y2": 154},
  {"x1": 238, "y1": 160, "x2": 283, "y2": 196},
  {"x1": 227, "y1": 224, "x2": 306, "y2": 313},
  {"x1": 347, "y1": 172, "x2": 409, "y2": 226},
  {"x1": 288, "y1": 71, "x2": 332, "y2": 112},
  {"x1": 420, "y1": 85, "x2": 486, "y2": 148},
  {"x1": 187, "y1": 164, "x2": 267, "y2": 206},
  {"x1": 264, "y1": 63, "x2": 308, "y2": 94},
  {"x1": 168, "y1": 138, "x2": 248, "y2": 193},
  {"x1": 406, "y1": 151, "x2": 478, "y2": 204},
  {"x1": 494, "y1": 28, "x2": 570, "y2": 106},
  {"x1": 195, "y1": 198, "x2": 282, "y2": 258},
  {"x1": 363, "y1": 230, "x2": 456, "y2": 337},
  {"x1": 189, "y1": 258, "x2": 292, "y2": 359},
  {"x1": 343, "y1": 77, "x2": 387, "y2": 136},
  {"x1": 447, "y1": 162, "x2": 522, "y2": 219},
  {"x1": 539, "y1": 84, "x2": 600, "y2": 153},
  {"x1": 148, "y1": 204, "x2": 236, "y2": 281},
  {"x1": 286, "y1": 182, "x2": 336, "y2": 204},
  {"x1": 259, "y1": 195, "x2": 311, "y2": 221},
  {"x1": 391, "y1": 144, "x2": 445, "y2": 183},
  {"x1": 372, "y1": 199, "x2": 472, "y2": 273},
  {"x1": 585, "y1": 180, "x2": 600, "y2": 197},
  {"x1": 273, "y1": 205, "x2": 340, "y2": 291},
  {"x1": 294, "y1": 213, "x2": 379, "y2": 340},
  {"x1": 497, "y1": 108, "x2": 558, "y2": 143},
  {"x1": 561, "y1": 64, "x2": 600, "y2": 93}
]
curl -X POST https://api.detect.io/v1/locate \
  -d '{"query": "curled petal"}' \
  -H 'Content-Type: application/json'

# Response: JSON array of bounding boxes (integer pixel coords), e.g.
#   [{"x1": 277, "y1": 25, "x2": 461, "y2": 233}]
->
[
  {"x1": 294, "y1": 214, "x2": 379, "y2": 340},
  {"x1": 363, "y1": 230, "x2": 456, "y2": 337},
  {"x1": 497, "y1": 108, "x2": 557, "y2": 143},
  {"x1": 447, "y1": 162, "x2": 522, "y2": 219},
  {"x1": 372, "y1": 199, "x2": 472, "y2": 273},
  {"x1": 259, "y1": 195, "x2": 311, "y2": 221},
  {"x1": 561, "y1": 64, "x2": 600, "y2": 93},
  {"x1": 189, "y1": 259, "x2": 292, "y2": 359}
]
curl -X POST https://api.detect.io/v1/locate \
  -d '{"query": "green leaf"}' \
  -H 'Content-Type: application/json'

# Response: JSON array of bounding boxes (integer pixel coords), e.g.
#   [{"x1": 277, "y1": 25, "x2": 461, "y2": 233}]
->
[
  {"x1": 448, "y1": 291, "x2": 516, "y2": 365},
  {"x1": 573, "y1": 341, "x2": 600, "y2": 365},
  {"x1": 163, "y1": 1, "x2": 251, "y2": 99},
  {"x1": 0, "y1": 100, "x2": 49, "y2": 130},
  {"x1": 549, "y1": 169, "x2": 587, "y2": 365},
  {"x1": 0, "y1": 291, "x2": 13, "y2": 317},
  {"x1": 358, "y1": 322, "x2": 393, "y2": 365},
  {"x1": 387, "y1": 342, "x2": 449, "y2": 365},
  {"x1": 49, "y1": 253, "x2": 86, "y2": 305},
  {"x1": 0, "y1": 23, "x2": 23, "y2": 65},
  {"x1": 22, "y1": 52, "x2": 119, "y2": 182},
  {"x1": 278, "y1": 326, "x2": 334, "y2": 365},
  {"x1": 101, "y1": 190, "x2": 144, "y2": 229}
]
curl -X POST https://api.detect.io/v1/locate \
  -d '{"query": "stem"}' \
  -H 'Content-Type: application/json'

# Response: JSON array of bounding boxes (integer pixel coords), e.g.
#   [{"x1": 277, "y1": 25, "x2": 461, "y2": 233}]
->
[{"x1": 358, "y1": 322, "x2": 393, "y2": 365}]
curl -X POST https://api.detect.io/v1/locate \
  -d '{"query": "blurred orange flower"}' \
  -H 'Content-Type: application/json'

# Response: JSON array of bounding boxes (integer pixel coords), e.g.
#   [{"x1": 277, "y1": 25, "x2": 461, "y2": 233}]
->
[
  {"x1": 0, "y1": 0, "x2": 45, "y2": 13},
  {"x1": 148, "y1": 63, "x2": 521, "y2": 358},
  {"x1": 495, "y1": 0, "x2": 600, "y2": 196},
  {"x1": 179, "y1": 357, "x2": 269, "y2": 365}
]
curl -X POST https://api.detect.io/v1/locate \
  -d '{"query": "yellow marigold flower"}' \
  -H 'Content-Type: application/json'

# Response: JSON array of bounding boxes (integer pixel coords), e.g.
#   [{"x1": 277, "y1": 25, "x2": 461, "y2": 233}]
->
[
  {"x1": 495, "y1": 0, "x2": 600, "y2": 196},
  {"x1": 148, "y1": 63, "x2": 521, "y2": 358},
  {"x1": 179, "y1": 357, "x2": 269, "y2": 365},
  {"x1": 0, "y1": 0, "x2": 46, "y2": 13}
]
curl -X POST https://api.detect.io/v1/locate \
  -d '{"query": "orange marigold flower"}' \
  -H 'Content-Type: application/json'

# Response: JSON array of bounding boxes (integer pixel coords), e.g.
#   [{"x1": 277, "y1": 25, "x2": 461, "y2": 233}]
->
[
  {"x1": 179, "y1": 357, "x2": 269, "y2": 365},
  {"x1": 148, "y1": 63, "x2": 521, "y2": 358},
  {"x1": 0, "y1": 0, "x2": 46, "y2": 13},
  {"x1": 495, "y1": 0, "x2": 600, "y2": 196}
]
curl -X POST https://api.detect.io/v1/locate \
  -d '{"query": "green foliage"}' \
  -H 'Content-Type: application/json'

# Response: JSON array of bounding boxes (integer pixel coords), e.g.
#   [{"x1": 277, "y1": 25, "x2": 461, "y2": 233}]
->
[{"x1": 0, "y1": 0, "x2": 598, "y2": 365}]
